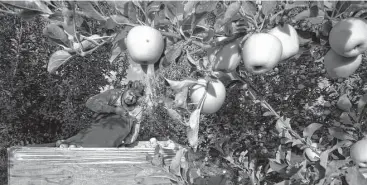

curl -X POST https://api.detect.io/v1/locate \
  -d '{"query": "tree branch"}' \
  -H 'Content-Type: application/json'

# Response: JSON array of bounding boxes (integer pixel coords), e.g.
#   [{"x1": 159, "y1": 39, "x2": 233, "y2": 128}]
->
[{"x1": 160, "y1": 31, "x2": 182, "y2": 40}]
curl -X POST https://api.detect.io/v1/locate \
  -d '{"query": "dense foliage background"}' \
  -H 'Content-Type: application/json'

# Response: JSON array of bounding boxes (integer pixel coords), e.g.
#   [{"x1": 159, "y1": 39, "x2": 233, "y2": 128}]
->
[{"x1": 1, "y1": 1, "x2": 367, "y2": 185}]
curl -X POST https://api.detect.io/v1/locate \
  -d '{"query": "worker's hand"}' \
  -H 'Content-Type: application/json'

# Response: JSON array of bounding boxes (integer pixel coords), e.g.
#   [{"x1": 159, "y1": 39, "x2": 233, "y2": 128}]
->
[
  {"x1": 56, "y1": 140, "x2": 82, "y2": 148},
  {"x1": 115, "y1": 106, "x2": 128, "y2": 116}
]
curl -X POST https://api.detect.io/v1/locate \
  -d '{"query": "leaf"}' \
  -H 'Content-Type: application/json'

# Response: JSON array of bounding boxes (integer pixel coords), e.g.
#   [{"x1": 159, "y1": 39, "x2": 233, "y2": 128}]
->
[
  {"x1": 164, "y1": 2, "x2": 181, "y2": 23},
  {"x1": 345, "y1": 166, "x2": 367, "y2": 185},
  {"x1": 275, "y1": 117, "x2": 292, "y2": 133},
  {"x1": 167, "y1": 109, "x2": 187, "y2": 126},
  {"x1": 263, "y1": 111, "x2": 276, "y2": 117},
  {"x1": 328, "y1": 127, "x2": 356, "y2": 141},
  {"x1": 261, "y1": 1, "x2": 278, "y2": 16},
  {"x1": 220, "y1": 2, "x2": 241, "y2": 27},
  {"x1": 293, "y1": 9, "x2": 311, "y2": 22},
  {"x1": 183, "y1": 1, "x2": 198, "y2": 15},
  {"x1": 275, "y1": 180, "x2": 291, "y2": 185},
  {"x1": 340, "y1": 112, "x2": 353, "y2": 125},
  {"x1": 77, "y1": 1, "x2": 107, "y2": 21},
  {"x1": 309, "y1": 2, "x2": 320, "y2": 17},
  {"x1": 109, "y1": 43, "x2": 122, "y2": 64},
  {"x1": 108, "y1": 1, "x2": 129, "y2": 16},
  {"x1": 195, "y1": 1, "x2": 218, "y2": 14},
  {"x1": 321, "y1": 20, "x2": 333, "y2": 37},
  {"x1": 164, "y1": 41, "x2": 183, "y2": 66},
  {"x1": 268, "y1": 159, "x2": 287, "y2": 173},
  {"x1": 187, "y1": 109, "x2": 201, "y2": 149},
  {"x1": 303, "y1": 123, "x2": 323, "y2": 138},
  {"x1": 48, "y1": 50, "x2": 73, "y2": 74},
  {"x1": 105, "y1": 15, "x2": 130, "y2": 29},
  {"x1": 112, "y1": 29, "x2": 128, "y2": 46},
  {"x1": 43, "y1": 23, "x2": 69, "y2": 45},
  {"x1": 165, "y1": 78, "x2": 198, "y2": 92},
  {"x1": 18, "y1": 9, "x2": 43, "y2": 20},
  {"x1": 319, "y1": 149, "x2": 330, "y2": 170},
  {"x1": 170, "y1": 148, "x2": 186, "y2": 176},
  {"x1": 241, "y1": 1, "x2": 257, "y2": 16},
  {"x1": 174, "y1": 87, "x2": 189, "y2": 109},
  {"x1": 4, "y1": 0, "x2": 52, "y2": 14},
  {"x1": 337, "y1": 94, "x2": 352, "y2": 112},
  {"x1": 357, "y1": 93, "x2": 367, "y2": 115}
]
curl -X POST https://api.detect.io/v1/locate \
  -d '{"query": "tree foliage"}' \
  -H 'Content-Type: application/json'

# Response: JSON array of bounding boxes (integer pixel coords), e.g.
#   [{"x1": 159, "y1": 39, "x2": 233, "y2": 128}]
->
[{"x1": 1, "y1": 1, "x2": 367, "y2": 185}]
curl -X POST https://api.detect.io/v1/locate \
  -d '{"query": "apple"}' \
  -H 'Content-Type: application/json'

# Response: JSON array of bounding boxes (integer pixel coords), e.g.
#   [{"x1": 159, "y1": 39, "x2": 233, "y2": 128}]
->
[
  {"x1": 350, "y1": 139, "x2": 367, "y2": 167},
  {"x1": 241, "y1": 33, "x2": 283, "y2": 74},
  {"x1": 190, "y1": 79, "x2": 226, "y2": 114},
  {"x1": 125, "y1": 25, "x2": 165, "y2": 65},
  {"x1": 329, "y1": 17, "x2": 367, "y2": 57},
  {"x1": 323, "y1": 49, "x2": 362, "y2": 78},
  {"x1": 208, "y1": 37, "x2": 242, "y2": 72},
  {"x1": 269, "y1": 24, "x2": 300, "y2": 61}
]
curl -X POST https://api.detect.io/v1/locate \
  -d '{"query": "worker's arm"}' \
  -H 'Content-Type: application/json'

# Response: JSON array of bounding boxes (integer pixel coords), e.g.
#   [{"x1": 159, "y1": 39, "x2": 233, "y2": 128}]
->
[{"x1": 85, "y1": 89, "x2": 122, "y2": 114}]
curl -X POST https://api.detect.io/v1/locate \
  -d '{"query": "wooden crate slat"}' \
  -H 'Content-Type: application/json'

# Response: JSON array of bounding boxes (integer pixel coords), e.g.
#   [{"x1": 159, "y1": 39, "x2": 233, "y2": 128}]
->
[{"x1": 8, "y1": 141, "x2": 176, "y2": 185}]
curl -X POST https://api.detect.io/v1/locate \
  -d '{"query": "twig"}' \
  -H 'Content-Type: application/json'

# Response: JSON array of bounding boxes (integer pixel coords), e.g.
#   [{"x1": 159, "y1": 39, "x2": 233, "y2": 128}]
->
[
  {"x1": 358, "y1": 105, "x2": 367, "y2": 124},
  {"x1": 160, "y1": 31, "x2": 182, "y2": 40},
  {"x1": 236, "y1": 73, "x2": 321, "y2": 156},
  {"x1": 269, "y1": 10, "x2": 284, "y2": 23},
  {"x1": 80, "y1": 40, "x2": 108, "y2": 56},
  {"x1": 0, "y1": 8, "x2": 17, "y2": 15},
  {"x1": 333, "y1": 1, "x2": 346, "y2": 18}
]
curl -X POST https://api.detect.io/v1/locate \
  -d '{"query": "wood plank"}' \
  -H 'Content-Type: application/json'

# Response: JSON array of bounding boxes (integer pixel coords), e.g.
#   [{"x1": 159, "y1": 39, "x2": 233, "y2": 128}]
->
[{"x1": 8, "y1": 141, "x2": 177, "y2": 185}]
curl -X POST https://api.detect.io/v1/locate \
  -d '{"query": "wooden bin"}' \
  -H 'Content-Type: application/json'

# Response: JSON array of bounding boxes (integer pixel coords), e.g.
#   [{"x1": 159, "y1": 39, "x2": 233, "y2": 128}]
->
[{"x1": 8, "y1": 141, "x2": 176, "y2": 185}]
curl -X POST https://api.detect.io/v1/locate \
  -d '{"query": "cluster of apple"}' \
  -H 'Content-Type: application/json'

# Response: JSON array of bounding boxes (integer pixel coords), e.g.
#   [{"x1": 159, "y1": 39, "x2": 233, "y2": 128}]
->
[
  {"x1": 209, "y1": 23, "x2": 300, "y2": 75},
  {"x1": 324, "y1": 17, "x2": 367, "y2": 78}
]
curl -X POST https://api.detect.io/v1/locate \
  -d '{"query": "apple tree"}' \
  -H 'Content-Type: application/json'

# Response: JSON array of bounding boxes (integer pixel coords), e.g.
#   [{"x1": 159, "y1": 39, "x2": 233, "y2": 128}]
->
[{"x1": 1, "y1": 1, "x2": 367, "y2": 185}]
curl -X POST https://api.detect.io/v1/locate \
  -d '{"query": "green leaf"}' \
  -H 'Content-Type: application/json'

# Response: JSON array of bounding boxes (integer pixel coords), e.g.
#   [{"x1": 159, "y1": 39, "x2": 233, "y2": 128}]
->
[
  {"x1": 340, "y1": 112, "x2": 353, "y2": 125},
  {"x1": 319, "y1": 149, "x2": 330, "y2": 170},
  {"x1": 167, "y1": 109, "x2": 187, "y2": 126},
  {"x1": 165, "y1": 78, "x2": 198, "y2": 93},
  {"x1": 77, "y1": 1, "x2": 107, "y2": 21},
  {"x1": 163, "y1": 41, "x2": 183, "y2": 66},
  {"x1": 174, "y1": 87, "x2": 189, "y2": 109},
  {"x1": 170, "y1": 148, "x2": 186, "y2": 176},
  {"x1": 195, "y1": 1, "x2": 218, "y2": 14},
  {"x1": 107, "y1": 1, "x2": 128, "y2": 15},
  {"x1": 309, "y1": 2, "x2": 319, "y2": 17},
  {"x1": 48, "y1": 50, "x2": 73, "y2": 74},
  {"x1": 321, "y1": 20, "x2": 333, "y2": 37},
  {"x1": 268, "y1": 159, "x2": 287, "y2": 173},
  {"x1": 275, "y1": 117, "x2": 292, "y2": 133},
  {"x1": 303, "y1": 123, "x2": 323, "y2": 138},
  {"x1": 220, "y1": 2, "x2": 241, "y2": 27},
  {"x1": 18, "y1": 9, "x2": 43, "y2": 20},
  {"x1": 337, "y1": 94, "x2": 352, "y2": 112},
  {"x1": 105, "y1": 15, "x2": 130, "y2": 29},
  {"x1": 293, "y1": 9, "x2": 312, "y2": 22},
  {"x1": 187, "y1": 109, "x2": 201, "y2": 150},
  {"x1": 4, "y1": 0, "x2": 52, "y2": 14},
  {"x1": 261, "y1": 1, "x2": 278, "y2": 17},
  {"x1": 328, "y1": 127, "x2": 356, "y2": 141},
  {"x1": 357, "y1": 93, "x2": 367, "y2": 115},
  {"x1": 183, "y1": 1, "x2": 198, "y2": 16},
  {"x1": 112, "y1": 29, "x2": 128, "y2": 46},
  {"x1": 345, "y1": 166, "x2": 367, "y2": 185},
  {"x1": 43, "y1": 23, "x2": 69, "y2": 45},
  {"x1": 109, "y1": 43, "x2": 122, "y2": 64},
  {"x1": 241, "y1": 1, "x2": 257, "y2": 16}
]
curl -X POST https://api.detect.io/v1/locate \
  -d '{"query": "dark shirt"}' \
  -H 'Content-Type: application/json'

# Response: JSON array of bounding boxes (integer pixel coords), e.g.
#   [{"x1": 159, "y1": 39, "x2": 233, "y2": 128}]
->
[{"x1": 64, "y1": 89, "x2": 134, "y2": 147}]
